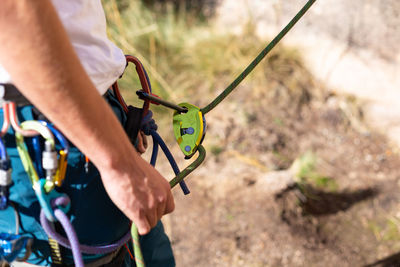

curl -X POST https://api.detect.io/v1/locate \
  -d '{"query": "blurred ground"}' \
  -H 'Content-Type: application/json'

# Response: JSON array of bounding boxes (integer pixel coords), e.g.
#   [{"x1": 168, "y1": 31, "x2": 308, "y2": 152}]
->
[{"x1": 161, "y1": 69, "x2": 400, "y2": 266}]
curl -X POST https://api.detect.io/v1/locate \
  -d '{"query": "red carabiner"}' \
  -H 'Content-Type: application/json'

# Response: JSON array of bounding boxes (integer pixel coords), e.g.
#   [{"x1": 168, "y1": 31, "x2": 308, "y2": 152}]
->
[{"x1": 112, "y1": 55, "x2": 152, "y2": 116}]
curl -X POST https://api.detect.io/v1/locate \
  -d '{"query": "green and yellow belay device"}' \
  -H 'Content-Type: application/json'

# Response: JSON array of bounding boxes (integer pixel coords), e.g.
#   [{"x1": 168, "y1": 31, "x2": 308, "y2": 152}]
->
[{"x1": 0, "y1": 1, "x2": 316, "y2": 267}]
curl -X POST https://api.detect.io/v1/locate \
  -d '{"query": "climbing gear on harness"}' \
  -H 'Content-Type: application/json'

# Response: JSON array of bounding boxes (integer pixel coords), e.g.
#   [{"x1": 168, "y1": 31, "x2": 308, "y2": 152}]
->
[
  {"x1": 0, "y1": 97, "x2": 134, "y2": 266},
  {"x1": 0, "y1": 233, "x2": 33, "y2": 263},
  {"x1": 0, "y1": 139, "x2": 11, "y2": 210},
  {"x1": 0, "y1": 103, "x2": 11, "y2": 211},
  {"x1": 39, "y1": 195, "x2": 132, "y2": 267},
  {"x1": 15, "y1": 120, "x2": 56, "y2": 191},
  {"x1": 0, "y1": 102, "x2": 35, "y2": 265},
  {"x1": 39, "y1": 121, "x2": 69, "y2": 187},
  {"x1": 10, "y1": 104, "x2": 132, "y2": 266}
]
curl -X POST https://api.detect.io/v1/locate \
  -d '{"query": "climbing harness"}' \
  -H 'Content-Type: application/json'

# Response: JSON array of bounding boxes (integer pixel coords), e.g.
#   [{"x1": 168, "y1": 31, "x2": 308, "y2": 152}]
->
[
  {"x1": 0, "y1": 100, "x2": 133, "y2": 266},
  {"x1": 0, "y1": 0, "x2": 316, "y2": 266}
]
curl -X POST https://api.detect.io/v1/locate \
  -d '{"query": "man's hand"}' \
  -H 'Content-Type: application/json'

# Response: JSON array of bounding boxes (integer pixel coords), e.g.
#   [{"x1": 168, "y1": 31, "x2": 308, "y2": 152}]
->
[{"x1": 100, "y1": 153, "x2": 174, "y2": 234}]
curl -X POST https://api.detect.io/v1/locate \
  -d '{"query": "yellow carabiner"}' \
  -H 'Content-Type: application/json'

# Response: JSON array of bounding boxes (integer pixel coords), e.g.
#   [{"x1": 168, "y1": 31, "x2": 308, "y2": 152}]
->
[{"x1": 54, "y1": 150, "x2": 67, "y2": 187}]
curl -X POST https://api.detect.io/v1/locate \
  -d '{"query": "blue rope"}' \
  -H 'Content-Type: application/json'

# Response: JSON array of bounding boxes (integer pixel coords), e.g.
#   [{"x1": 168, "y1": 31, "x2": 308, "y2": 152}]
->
[
  {"x1": 151, "y1": 131, "x2": 190, "y2": 195},
  {"x1": 0, "y1": 138, "x2": 6, "y2": 161},
  {"x1": 151, "y1": 132, "x2": 179, "y2": 175},
  {"x1": 139, "y1": 63, "x2": 189, "y2": 194},
  {"x1": 150, "y1": 135, "x2": 159, "y2": 167},
  {"x1": 31, "y1": 137, "x2": 44, "y2": 178},
  {"x1": 141, "y1": 111, "x2": 190, "y2": 195}
]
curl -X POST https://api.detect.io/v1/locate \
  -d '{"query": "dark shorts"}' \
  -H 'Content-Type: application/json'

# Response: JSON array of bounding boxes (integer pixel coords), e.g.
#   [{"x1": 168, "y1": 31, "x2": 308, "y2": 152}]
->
[{"x1": 0, "y1": 91, "x2": 175, "y2": 266}]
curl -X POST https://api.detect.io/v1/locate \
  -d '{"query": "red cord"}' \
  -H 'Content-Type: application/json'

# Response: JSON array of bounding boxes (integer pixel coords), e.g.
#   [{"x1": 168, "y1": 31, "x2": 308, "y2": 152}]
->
[
  {"x1": 9, "y1": 102, "x2": 38, "y2": 137},
  {"x1": 0, "y1": 103, "x2": 10, "y2": 137},
  {"x1": 124, "y1": 243, "x2": 134, "y2": 260}
]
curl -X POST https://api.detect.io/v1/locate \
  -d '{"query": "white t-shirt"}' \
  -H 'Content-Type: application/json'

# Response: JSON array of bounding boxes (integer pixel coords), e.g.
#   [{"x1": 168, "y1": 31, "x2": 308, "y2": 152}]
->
[{"x1": 0, "y1": 0, "x2": 126, "y2": 95}]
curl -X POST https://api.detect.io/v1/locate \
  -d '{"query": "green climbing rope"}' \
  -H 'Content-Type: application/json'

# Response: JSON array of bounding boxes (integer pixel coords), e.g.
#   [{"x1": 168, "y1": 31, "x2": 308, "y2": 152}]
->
[
  {"x1": 200, "y1": 0, "x2": 317, "y2": 114},
  {"x1": 131, "y1": 224, "x2": 145, "y2": 267},
  {"x1": 169, "y1": 145, "x2": 206, "y2": 188}
]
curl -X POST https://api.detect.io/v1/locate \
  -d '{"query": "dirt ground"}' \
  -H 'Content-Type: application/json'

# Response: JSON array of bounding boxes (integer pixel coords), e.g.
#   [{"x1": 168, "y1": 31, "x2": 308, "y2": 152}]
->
[{"x1": 156, "y1": 73, "x2": 400, "y2": 266}]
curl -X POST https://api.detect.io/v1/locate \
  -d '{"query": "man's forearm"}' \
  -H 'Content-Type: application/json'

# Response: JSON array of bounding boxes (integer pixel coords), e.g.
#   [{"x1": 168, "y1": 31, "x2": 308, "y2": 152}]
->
[
  {"x1": 0, "y1": 0, "x2": 139, "y2": 171},
  {"x1": 0, "y1": 0, "x2": 174, "y2": 234}
]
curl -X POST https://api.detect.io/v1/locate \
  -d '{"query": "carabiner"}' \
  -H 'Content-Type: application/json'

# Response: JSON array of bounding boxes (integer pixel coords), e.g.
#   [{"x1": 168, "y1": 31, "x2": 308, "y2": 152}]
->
[
  {"x1": 39, "y1": 121, "x2": 69, "y2": 187},
  {"x1": 15, "y1": 121, "x2": 56, "y2": 192},
  {"x1": 112, "y1": 55, "x2": 152, "y2": 116}
]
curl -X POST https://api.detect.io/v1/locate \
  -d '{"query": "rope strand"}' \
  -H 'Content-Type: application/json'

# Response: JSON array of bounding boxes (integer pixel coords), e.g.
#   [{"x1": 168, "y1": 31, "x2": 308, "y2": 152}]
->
[{"x1": 201, "y1": 0, "x2": 317, "y2": 114}]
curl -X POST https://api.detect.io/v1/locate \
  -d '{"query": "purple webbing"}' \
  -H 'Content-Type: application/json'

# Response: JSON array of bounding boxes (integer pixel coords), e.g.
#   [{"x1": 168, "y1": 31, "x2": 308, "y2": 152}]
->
[{"x1": 40, "y1": 196, "x2": 132, "y2": 265}]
